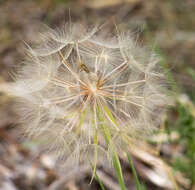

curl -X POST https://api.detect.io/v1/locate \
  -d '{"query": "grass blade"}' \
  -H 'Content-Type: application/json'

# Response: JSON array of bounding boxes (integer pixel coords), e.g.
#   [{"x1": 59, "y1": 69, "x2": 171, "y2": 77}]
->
[
  {"x1": 97, "y1": 103, "x2": 126, "y2": 190},
  {"x1": 95, "y1": 171, "x2": 106, "y2": 190},
  {"x1": 89, "y1": 162, "x2": 106, "y2": 190},
  {"x1": 113, "y1": 152, "x2": 126, "y2": 190},
  {"x1": 127, "y1": 152, "x2": 141, "y2": 190},
  {"x1": 90, "y1": 130, "x2": 98, "y2": 184}
]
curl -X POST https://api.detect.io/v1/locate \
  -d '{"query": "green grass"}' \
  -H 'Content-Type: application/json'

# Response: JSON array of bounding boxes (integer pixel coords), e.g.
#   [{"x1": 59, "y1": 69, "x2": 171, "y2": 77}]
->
[
  {"x1": 127, "y1": 152, "x2": 142, "y2": 190},
  {"x1": 166, "y1": 103, "x2": 195, "y2": 187},
  {"x1": 95, "y1": 103, "x2": 146, "y2": 190},
  {"x1": 94, "y1": 151, "x2": 145, "y2": 190}
]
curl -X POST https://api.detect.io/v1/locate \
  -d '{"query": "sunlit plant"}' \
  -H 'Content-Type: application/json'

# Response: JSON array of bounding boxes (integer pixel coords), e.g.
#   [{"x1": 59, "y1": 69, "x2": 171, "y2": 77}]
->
[{"x1": 12, "y1": 22, "x2": 169, "y2": 174}]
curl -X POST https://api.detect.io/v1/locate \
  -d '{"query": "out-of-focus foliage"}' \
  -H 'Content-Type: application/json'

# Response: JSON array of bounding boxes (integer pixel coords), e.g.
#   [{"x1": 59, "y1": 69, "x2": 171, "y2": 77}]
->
[{"x1": 166, "y1": 103, "x2": 195, "y2": 186}]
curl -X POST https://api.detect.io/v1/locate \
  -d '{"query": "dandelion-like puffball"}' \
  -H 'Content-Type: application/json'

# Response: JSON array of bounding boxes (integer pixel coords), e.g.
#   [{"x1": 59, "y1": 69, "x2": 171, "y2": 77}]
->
[{"x1": 13, "y1": 23, "x2": 169, "y2": 169}]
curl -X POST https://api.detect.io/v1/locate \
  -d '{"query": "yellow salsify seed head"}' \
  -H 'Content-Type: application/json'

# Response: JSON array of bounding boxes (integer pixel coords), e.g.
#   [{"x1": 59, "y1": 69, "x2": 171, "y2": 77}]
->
[{"x1": 12, "y1": 22, "x2": 170, "y2": 170}]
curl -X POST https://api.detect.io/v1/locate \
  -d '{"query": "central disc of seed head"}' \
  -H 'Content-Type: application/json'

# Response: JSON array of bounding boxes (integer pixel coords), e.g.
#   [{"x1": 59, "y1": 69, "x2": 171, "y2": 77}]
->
[
  {"x1": 82, "y1": 70, "x2": 99, "y2": 97},
  {"x1": 88, "y1": 80, "x2": 97, "y2": 94}
]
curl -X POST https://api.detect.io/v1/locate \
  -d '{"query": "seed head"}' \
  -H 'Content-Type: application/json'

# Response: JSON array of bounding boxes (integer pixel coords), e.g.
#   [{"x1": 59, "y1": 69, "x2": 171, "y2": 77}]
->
[{"x1": 13, "y1": 23, "x2": 169, "y2": 169}]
